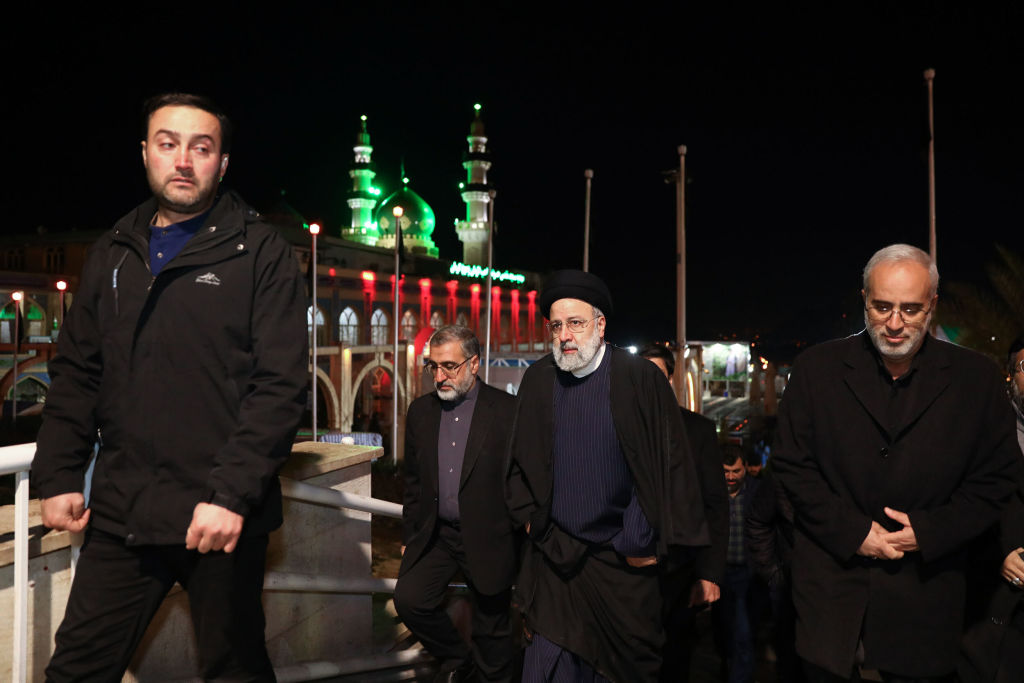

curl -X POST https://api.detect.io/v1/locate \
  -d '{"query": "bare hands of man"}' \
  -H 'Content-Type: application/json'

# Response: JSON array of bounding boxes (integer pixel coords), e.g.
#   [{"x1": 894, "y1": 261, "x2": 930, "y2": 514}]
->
[
  {"x1": 880, "y1": 507, "x2": 919, "y2": 552},
  {"x1": 40, "y1": 493, "x2": 91, "y2": 532},
  {"x1": 857, "y1": 520, "x2": 904, "y2": 560},
  {"x1": 689, "y1": 578, "x2": 721, "y2": 607},
  {"x1": 1001, "y1": 546, "x2": 1024, "y2": 588},
  {"x1": 185, "y1": 502, "x2": 243, "y2": 553}
]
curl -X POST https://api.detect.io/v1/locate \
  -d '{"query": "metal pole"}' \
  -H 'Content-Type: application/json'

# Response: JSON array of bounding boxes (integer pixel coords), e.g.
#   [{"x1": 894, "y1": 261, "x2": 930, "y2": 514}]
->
[
  {"x1": 583, "y1": 169, "x2": 593, "y2": 272},
  {"x1": 310, "y1": 225, "x2": 319, "y2": 442},
  {"x1": 484, "y1": 190, "x2": 496, "y2": 383},
  {"x1": 924, "y1": 68, "x2": 937, "y2": 264},
  {"x1": 11, "y1": 295, "x2": 20, "y2": 427},
  {"x1": 392, "y1": 207, "x2": 403, "y2": 466},
  {"x1": 675, "y1": 146, "x2": 687, "y2": 406}
]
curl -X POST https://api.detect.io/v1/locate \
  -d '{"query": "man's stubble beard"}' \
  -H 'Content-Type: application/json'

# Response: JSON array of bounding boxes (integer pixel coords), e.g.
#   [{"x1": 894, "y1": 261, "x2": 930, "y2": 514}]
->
[
  {"x1": 864, "y1": 309, "x2": 929, "y2": 365},
  {"x1": 553, "y1": 330, "x2": 603, "y2": 372},
  {"x1": 149, "y1": 171, "x2": 217, "y2": 217},
  {"x1": 436, "y1": 369, "x2": 474, "y2": 401}
]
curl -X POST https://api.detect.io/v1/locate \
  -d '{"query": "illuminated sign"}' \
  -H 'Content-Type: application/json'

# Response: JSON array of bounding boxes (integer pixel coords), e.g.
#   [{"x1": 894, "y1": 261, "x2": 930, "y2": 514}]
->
[{"x1": 449, "y1": 261, "x2": 526, "y2": 285}]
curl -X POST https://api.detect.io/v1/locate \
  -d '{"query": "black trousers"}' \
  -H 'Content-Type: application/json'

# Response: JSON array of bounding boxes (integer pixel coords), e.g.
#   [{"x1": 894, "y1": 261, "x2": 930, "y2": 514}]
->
[
  {"x1": 393, "y1": 521, "x2": 514, "y2": 682},
  {"x1": 46, "y1": 528, "x2": 275, "y2": 683}
]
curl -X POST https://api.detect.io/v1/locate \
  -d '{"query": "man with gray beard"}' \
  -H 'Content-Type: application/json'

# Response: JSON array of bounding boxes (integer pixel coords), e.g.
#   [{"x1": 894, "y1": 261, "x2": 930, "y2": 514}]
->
[
  {"x1": 396, "y1": 326, "x2": 518, "y2": 682},
  {"x1": 773, "y1": 244, "x2": 1019, "y2": 682},
  {"x1": 506, "y1": 270, "x2": 708, "y2": 682}
]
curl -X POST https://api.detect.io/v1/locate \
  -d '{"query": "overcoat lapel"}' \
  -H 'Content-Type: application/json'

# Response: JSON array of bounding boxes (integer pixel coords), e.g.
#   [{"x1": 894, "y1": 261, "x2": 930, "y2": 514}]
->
[
  {"x1": 842, "y1": 337, "x2": 891, "y2": 440},
  {"x1": 892, "y1": 339, "x2": 950, "y2": 439},
  {"x1": 422, "y1": 397, "x2": 442, "y2": 496}
]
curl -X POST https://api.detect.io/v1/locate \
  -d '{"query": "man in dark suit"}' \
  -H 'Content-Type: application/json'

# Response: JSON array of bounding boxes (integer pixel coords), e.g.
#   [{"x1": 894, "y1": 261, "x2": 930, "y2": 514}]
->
[
  {"x1": 773, "y1": 244, "x2": 1021, "y2": 682},
  {"x1": 394, "y1": 325, "x2": 517, "y2": 683},
  {"x1": 640, "y1": 344, "x2": 729, "y2": 682}
]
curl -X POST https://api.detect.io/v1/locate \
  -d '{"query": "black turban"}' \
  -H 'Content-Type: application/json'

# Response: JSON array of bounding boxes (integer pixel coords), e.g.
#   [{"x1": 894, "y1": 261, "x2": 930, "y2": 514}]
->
[{"x1": 539, "y1": 270, "x2": 613, "y2": 317}]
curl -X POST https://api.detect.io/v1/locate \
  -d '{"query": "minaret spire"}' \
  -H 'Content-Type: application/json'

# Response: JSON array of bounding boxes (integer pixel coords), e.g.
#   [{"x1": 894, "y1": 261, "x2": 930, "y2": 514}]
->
[
  {"x1": 344, "y1": 115, "x2": 380, "y2": 245},
  {"x1": 455, "y1": 104, "x2": 493, "y2": 265}
]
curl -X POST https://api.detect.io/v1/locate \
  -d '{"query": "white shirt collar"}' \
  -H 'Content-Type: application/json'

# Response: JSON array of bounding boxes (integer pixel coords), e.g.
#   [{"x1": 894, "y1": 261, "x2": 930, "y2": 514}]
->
[{"x1": 572, "y1": 342, "x2": 607, "y2": 378}]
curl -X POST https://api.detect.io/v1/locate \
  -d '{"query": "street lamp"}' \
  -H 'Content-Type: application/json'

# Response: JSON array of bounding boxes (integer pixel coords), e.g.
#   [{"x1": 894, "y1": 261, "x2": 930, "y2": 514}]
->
[
  {"x1": 309, "y1": 223, "x2": 320, "y2": 442},
  {"x1": 391, "y1": 205, "x2": 403, "y2": 465},
  {"x1": 10, "y1": 291, "x2": 22, "y2": 426},
  {"x1": 56, "y1": 280, "x2": 67, "y2": 336}
]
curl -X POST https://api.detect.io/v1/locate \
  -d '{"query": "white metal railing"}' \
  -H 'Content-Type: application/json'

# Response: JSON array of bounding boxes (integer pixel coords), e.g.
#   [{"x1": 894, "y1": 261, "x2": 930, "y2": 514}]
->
[
  {"x1": 0, "y1": 442, "x2": 35, "y2": 683},
  {"x1": 1, "y1": 444, "x2": 421, "y2": 683}
]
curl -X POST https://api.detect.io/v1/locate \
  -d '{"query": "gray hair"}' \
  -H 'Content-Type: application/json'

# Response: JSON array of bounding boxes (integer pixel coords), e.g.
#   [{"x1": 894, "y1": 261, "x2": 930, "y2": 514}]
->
[
  {"x1": 592, "y1": 305, "x2": 604, "y2": 319},
  {"x1": 428, "y1": 325, "x2": 480, "y2": 361},
  {"x1": 862, "y1": 244, "x2": 939, "y2": 297}
]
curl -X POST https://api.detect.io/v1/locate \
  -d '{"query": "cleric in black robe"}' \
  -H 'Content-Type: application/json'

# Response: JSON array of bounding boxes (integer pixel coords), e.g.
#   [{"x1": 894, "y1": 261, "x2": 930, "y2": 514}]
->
[{"x1": 506, "y1": 270, "x2": 709, "y2": 682}]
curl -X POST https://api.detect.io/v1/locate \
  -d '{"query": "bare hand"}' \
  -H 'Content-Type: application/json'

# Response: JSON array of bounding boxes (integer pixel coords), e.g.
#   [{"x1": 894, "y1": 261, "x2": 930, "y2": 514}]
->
[
  {"x1": 856, "y1": 520, "x2": 903, "y2": 560},
  {"x1": 40, "y1": 493, "x2": 91, "y2": 533},
  {"x1": 185, "y1": 503, "x2": 243, "y2": 553},
  {"x1": 689, "y1": 579, "x2": 720, "y2": 606},
  {"x1": 1001, "y1": 546, "x2": 1024, "y2": 588},
  {"x1": 880, "y1": 507, "x2": 919, "y2": 553},
  {"x1": 626, "y1": 555, "x2": 657, "y2": 567}
]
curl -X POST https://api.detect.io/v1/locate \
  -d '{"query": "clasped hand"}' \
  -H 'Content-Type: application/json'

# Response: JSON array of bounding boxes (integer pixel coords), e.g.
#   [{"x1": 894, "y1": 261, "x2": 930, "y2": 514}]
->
[{"x1": 856, "y1": 507, "x2": 919, "y2": 560}]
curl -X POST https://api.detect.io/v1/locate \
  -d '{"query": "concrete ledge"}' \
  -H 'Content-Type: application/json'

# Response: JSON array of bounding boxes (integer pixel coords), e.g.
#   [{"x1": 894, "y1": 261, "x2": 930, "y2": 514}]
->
[{"x1": 1, "y1": 441, "x2": 384, "y2": 681}]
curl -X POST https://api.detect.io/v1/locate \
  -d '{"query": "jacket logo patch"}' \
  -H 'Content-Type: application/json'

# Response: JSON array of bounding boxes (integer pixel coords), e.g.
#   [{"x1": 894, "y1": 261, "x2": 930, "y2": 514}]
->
[{"x1": 195, "y1": 272, "x2": 222, "y2": 286}]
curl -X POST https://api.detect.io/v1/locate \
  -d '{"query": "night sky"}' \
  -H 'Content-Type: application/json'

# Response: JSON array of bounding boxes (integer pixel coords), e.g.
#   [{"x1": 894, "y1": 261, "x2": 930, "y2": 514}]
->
[{"x1": 6, "y1": 5, "x2": 1022, "y2": 352}]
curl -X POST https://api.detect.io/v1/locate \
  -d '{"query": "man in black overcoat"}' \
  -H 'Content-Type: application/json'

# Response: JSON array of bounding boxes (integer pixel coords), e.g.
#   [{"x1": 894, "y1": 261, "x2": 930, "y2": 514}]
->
[
  {"x1": 772, "y1": 244, "x2": 1020, "y2": 682},
  {"x1": 394, "y1": 325, "x2": 518, "y2": 682},
  {"x1": 506, "y1": 270, "x2": 708, "y2": 682},
  {"x1": 641, "y1": 343, "x2": 729, "y2": 682}
]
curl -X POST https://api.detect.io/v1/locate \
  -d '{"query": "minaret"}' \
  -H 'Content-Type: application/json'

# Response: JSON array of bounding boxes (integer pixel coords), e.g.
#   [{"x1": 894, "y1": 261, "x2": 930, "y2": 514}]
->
[
  {"x1": 455, "y1": 104, "x2": 492, "y2": 265},
  {"x1": 343, "y1": 115, "x2": 380, "y2": 246}
]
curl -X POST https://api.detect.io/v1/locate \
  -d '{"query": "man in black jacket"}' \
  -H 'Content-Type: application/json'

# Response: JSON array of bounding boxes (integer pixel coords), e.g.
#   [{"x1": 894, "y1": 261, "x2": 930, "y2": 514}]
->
[
  {"x1": 773, "y1": 244, "x2": 1019, "y2": 682},
  {"x1": 394, "y1": 325, "x2": 517, "y2": 682},
  {"x1": 32, "y1": 93, "x2": 307, "y2": 681}
]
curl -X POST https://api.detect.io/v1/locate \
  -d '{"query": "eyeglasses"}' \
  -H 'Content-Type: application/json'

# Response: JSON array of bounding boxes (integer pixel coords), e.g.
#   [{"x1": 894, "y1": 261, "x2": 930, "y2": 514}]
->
[
  {"x1": 423, "y1": 356, "x2": 475, "y2": 378},
  {"x1": 864, "y1": 302, "x2": 932, "y2": 324},
  {"x1": 545, "y1": 317, "x2": 601, "y2": 337}
]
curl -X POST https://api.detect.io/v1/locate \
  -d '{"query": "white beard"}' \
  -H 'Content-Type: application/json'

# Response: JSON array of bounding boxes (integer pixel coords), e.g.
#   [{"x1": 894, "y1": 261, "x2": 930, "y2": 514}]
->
[{"x1": 553, "y1": 332, "x2": 602, "y2": 373}]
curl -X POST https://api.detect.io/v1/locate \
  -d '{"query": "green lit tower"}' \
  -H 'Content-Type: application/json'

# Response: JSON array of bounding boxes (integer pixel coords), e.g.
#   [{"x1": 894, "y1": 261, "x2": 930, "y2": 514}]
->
[
  {"x1": 455, "y1": 104, "x2": 492, "y2": 265},
  {"x1": 343, "y1": 115, "x2": 381, "y2": 245}
]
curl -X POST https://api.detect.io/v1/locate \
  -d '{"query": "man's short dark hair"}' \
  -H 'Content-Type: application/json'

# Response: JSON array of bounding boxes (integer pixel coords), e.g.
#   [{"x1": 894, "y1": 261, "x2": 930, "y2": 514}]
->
[
  {"x1": 722, "y1": 444, "x2": 745, "y2": 467},
  {"x1": 1010, "y1": 335, "x2": 1024, "y2": 374},
  {"x1": 142, "y1": 93, "x2": 233, "y2": 154},
  {"x1": 639, "y1": 344, "x2": 675, "y2": 376},
  {"x1": 428, "y1": 325, "x2": 480, "y2": 361}
]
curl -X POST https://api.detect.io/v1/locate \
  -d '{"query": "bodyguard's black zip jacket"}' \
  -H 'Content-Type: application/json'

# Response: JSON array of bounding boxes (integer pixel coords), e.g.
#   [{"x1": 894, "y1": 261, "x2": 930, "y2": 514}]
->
[{"x1": 33, "y1": 190, "x2": 308, "y2": 545}]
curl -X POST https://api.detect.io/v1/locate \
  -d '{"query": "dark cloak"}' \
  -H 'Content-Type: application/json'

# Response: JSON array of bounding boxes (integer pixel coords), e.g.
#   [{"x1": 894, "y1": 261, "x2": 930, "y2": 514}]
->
[{"x1": 507, "y1": 345, "x2": 709, "y2": 682}]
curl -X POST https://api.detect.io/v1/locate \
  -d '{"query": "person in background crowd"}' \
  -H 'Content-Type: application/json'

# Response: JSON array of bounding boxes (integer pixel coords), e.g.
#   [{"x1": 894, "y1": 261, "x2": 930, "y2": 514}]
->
[
  {"x1": 712, "y1": 444, "x2": 762, "y2": 683},
  {"x1": 640, "y1": 343, "x2": 729, "y2": 682},
  {"x1": 746, "y1": 463, "x2": 804, "y2": 683}
]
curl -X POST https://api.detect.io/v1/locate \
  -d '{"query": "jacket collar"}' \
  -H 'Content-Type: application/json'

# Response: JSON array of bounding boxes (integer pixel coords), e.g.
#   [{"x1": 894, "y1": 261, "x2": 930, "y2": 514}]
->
[
  {"x1": 113, "y1": 189, "x2": 250, "y2": 245},
  {"x1": 842, "y1": 330, "x2": 952, "y2": 441}
]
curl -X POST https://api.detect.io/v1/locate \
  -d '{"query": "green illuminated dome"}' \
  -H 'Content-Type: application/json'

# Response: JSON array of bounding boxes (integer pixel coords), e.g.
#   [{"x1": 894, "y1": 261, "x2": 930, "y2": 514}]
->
[{"x1": 375, "y1": 185, "x2": 439, "y2": 257}]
